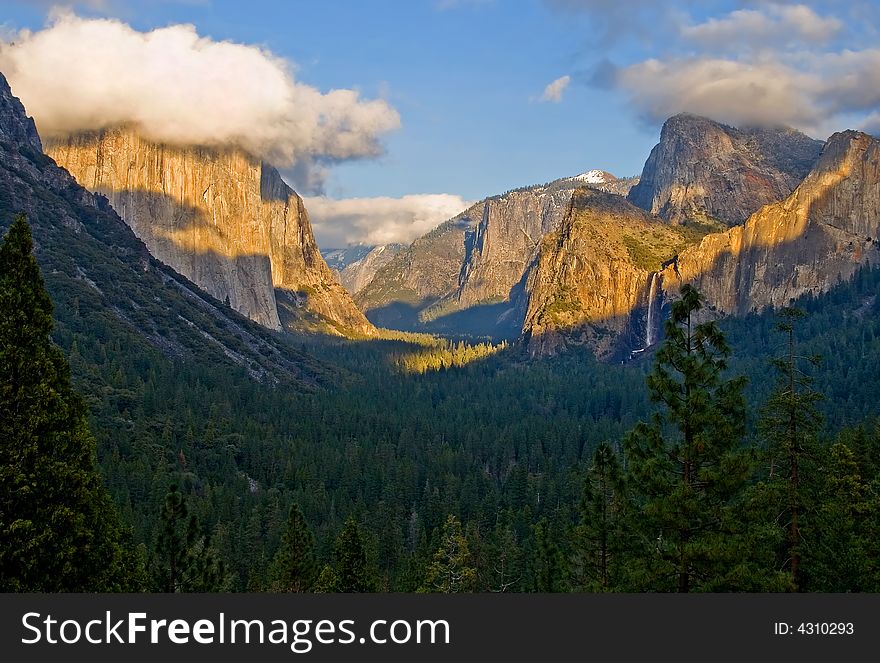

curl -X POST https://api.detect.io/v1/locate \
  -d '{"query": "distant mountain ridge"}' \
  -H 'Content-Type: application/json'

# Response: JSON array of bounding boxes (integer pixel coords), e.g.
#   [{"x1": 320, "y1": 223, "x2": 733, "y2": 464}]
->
[
  {"x1": 324, "y1": 244, "x2": 407, "y2": 296},
  {"x1": 357, "y1": 170, "x2": 639, "y2": 337}
]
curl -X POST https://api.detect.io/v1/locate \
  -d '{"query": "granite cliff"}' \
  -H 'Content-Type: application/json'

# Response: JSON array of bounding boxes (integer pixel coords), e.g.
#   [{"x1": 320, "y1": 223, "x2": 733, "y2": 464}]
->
[
  {"x1": 522, "y1": 130, "x2": 880, "y2": 359},
  {"x1": 47, "y1": 129, "x2": 374, "y2": 337},
  {"x1": 659, "y1": 130, "x2": 880, "y2": 313},
  {"x1": 521, "y1": 189, "x2": 699, "y2": 358},
  {"x1": 628, "y1": 114, "x2": 824, "y2": 227},
  {"x1": 0, "y1": 72, "x2": 328, "y2": 385},
  {"x1": 357, "y1": 172, "x2": 638, "y2": 336}
]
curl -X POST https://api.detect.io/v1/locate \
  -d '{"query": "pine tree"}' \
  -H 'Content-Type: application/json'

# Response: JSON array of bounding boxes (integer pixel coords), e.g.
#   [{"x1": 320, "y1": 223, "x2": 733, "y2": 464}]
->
[
  {"x1": 0, "y1": 214, "x2": 139, "y2": 591},
  {"x1": 333, "y1": 516, "x2": 376, "y2": 593},
  {"x1": 534, "y1": 517, "x2": 563, "y2": 592},
  {"x1": 623, "y1": 285, "x2": 755, "y2": 591},
  {"x1": 268, "y1": 503, "x2": 317, "y2": 592},
  {"x1": 313, "y1": 564, "x2": 340, "y2": 593},
  {"x1": 571, "y1": 442, "x2": 626, "y2": 591},
  {"x1": 420, "y1": 515, "x2": 476, "y2": 593},
  {"x1": 758, "y1": 307, "x2": 823, "y2": 591},
  {"x1": 805, "y1": 443, "x2": 874, "y2": 591},
  {"x1": 153, "y1": 485, "x2": 226, "y2": 592}
]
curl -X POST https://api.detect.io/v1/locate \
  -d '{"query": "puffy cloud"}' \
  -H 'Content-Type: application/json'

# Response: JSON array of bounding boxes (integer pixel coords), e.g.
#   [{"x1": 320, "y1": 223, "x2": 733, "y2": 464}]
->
[
  {"x1": 305, "y1": 194, "x2": 472, "y2": 247},
  {"x1": 682, "y1": 4, "x2": 842, "y2": 50},
  {"x1": 614, "y1": 49, "x2": 880, "y2": 133},
  {"x1": 540, "y1": 75, "x2": 571, "y2": 103},
  {"x1": 0, "y1": 12, "x2": 400, "y2": 167}
]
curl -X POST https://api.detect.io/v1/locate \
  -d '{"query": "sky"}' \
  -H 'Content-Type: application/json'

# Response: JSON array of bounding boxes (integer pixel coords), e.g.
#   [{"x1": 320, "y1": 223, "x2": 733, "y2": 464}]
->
[{"x1": 1, "y1": 0, "x2": 879, "y2": 247}]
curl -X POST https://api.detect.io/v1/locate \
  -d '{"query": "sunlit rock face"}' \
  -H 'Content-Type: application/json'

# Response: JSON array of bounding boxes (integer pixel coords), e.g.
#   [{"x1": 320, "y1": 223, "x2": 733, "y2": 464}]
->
[
  {"x1": 357, "y1": 174, "x2": 638, "y2": 336},
  {"x1": 661, "y1": 131, "x2": 880, "y2": 313},
  {"x1": 47, "y1": 129, "x2": 375, "y2": 336},
  {"x1": 522, "y1": 132, "x2": 880, "y2": 359},
  {"x1": 628, "y1": 113, "x2": 824, "y2": 227},
  {"x1": 521, "y1": 189, "x2": 690, "y2": 359}
]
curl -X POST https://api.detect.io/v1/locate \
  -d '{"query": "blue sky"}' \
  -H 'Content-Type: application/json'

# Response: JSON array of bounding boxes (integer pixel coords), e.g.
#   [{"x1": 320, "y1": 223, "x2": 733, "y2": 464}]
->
[{"x1": 2, "y1": 1, "x2": 879, "y2": 246}]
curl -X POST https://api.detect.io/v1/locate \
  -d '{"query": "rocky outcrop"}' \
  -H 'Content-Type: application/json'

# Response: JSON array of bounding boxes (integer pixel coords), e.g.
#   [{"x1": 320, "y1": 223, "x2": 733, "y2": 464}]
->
[
  {"x1": 456, "y1": 188, "x2": 573, "y2": 308},
  {"x1": 47, "y1": 128, "x2": 374, "y2": 336},
  {"x1": 628, "y1": 114, "x2": 824, "y2": 227},
  {"x1": 660, "y1": 130, "x2": 880, "y2": 313},
  {"x1": 358, "y1": 172, "x2": 636, "y2": 335},
  {"x1": 521, "y1": 189, "x2": 697, "y2": 358}
]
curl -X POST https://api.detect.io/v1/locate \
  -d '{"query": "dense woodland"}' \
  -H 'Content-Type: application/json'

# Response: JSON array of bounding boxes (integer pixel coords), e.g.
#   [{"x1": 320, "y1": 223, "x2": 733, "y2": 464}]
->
[{"x1": 3, "y1": 214, "x2": 880, "y2": 592}]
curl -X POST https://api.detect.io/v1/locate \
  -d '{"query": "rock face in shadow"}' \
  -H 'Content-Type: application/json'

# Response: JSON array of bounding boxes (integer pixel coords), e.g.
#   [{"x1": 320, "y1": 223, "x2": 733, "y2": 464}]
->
[
  {"x1": 661, "y1": 130, "x2": 880, "y2": 313},
  {"x1": 46, "y1": 129, "x2": 374, "y2": 336},
  {"x1": 628, "y1": 113, "x2": 824, "y2": 227},
  {"x1": 358, "y1": 173, "x2": 638, "y2": 336}
]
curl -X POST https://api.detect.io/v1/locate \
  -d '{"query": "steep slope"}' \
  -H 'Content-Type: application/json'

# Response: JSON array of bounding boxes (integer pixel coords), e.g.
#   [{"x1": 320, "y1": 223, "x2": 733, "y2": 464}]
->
[
  {"x1": 0, "y1": 72, "x2": 328, "y2": 386},
  {"x1": 521, "y1": 189, "x2": 701, "y2": 358},
  {"x1": 628, "y1": 114, "x2": 824, "y2": 227},
  {"x1": 322, "y1": 245, "x2": 374, "y2": 272},
  {"x1": 660, "y1": 130, "x2": 880, "y2": 313},
  {"x1": 46, "y1": 129, "x2": 374, "y2": 337},
  {"x1": 332, "y1": 243, "x2": 406, "y2": 295},
  {"x1": 357, "y1": 172, "x2": 637, "y2": 336}
]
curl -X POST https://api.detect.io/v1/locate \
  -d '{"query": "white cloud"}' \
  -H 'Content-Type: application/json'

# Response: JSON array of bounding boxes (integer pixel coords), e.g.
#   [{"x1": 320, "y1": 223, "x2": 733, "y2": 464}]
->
[
  {"x1": 540, "y1": 75, "x2": 571, "y2": 103},
  {"x1": 682, "y1": 4, "x2": 842, "y2": 50},
  {"x1": 615, "y1": 49, "x2": 880, "y2": 133},
  {"x1": 0, "y1": 12, "x2": 400, "y2": 168},
  {"x1": 305, "y1": 194, "x2": 472, "y2": 247}
]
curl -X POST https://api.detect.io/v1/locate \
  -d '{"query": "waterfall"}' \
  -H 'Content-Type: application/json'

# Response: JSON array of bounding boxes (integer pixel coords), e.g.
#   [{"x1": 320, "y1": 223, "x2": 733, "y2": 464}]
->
[{"x1": 645, "y1": 272, "x2": 660, "y2": 347}]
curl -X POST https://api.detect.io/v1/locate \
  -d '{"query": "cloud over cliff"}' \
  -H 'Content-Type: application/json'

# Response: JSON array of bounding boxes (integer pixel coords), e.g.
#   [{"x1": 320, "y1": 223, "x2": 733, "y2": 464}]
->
[
  {"x1": 305, "y1": 194, "x2": 471, "y2": 248},
  {"x1": 0, "y1": 12, "x2": 400, "y2": 167}
]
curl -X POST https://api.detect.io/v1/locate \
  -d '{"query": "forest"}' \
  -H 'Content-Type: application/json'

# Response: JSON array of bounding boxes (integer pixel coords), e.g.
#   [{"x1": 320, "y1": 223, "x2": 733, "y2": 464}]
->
[{"x1": 2, "y1": 214, "x2": 880, "y2": 593}]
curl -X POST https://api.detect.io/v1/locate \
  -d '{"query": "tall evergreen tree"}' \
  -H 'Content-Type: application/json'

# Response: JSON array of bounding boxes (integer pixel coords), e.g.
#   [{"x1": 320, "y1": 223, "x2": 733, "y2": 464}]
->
[
  {"x1": 420, "y1": 515, "x2": 476, "y2": 593},
  {"x1": 152, "y1": 485, "x2": 226, "y2": 592},
  {"x1": 0, "y1": 214, "x2": 139, "y2": 591},
  {"x1": 333, "y1": 516, "x2": 376, "y2": 593},
  {"x1": 758, "y1": 307, "x2": 823, "y2": 591},
  {"x1": 571, "y1": 443, "x2": 626, "y2": 591},
  {"x1": 268, "y1": 503, "x2": 317, "y2": 592},
  {"x1": 805, "y1": 442, "x2": 874, "y2": 591},
  {"x1": 623, "y1": 285, "x2": 757, "y2": 591},
  {"x1": 533, "y1": 517, "x2": 563, "y2": 592}
]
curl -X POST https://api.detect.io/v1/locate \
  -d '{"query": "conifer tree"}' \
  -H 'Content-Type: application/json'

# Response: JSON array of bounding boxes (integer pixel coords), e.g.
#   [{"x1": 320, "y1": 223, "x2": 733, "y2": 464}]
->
[
  {"x1": 805, "y1": 443, "x2": 874, "y2": 591},
  {"x1": 571, "y1": 442, "x2": 626, "y2": 591},
  {"x1": 420, "y1": 515, "x2": 476, "y2": 593},
  {"x1": 0, "y1": 214, "x2": 139, "y2": 591},
  {"x1": 758, "y1": 307, "x2": 823, "y2": 591},
  {"x1": 268, "y1": 503, "x2": 317, "y2": 592},
  {"x1": 313, "y1": 564, "x2": 340, "y2": 593},
  {"x1": 333, "y1": 516, "x2": 376, "y2": 592},
  {"x1": 153, "y1": 485, "x2": 226, "y2": 592},
  {"x1": 623, "y1": 285, "x2": 754, "y2": 591},
  {"x1": 534, "y1": 517, "x2": 563, "y2": 592}
]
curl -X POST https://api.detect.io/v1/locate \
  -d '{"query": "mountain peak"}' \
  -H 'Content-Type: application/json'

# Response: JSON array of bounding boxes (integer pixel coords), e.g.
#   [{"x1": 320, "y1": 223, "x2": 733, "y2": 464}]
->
[
  {"x1": 628, "y1": 113, "x2": 824, "y2": 227},
  {"x1": 570, "y1": 169, "x2": 617, "y2": 185}
]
